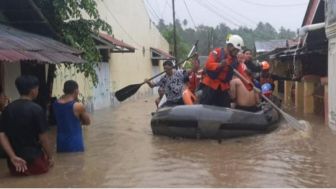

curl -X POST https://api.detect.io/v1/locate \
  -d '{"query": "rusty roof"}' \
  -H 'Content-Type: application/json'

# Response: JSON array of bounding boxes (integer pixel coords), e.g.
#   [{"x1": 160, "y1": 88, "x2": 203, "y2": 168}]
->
[
  {"x1": 150, "y1": 47, "x2": 174, "y2": 60},
  {"x1": 0, "y1": 24, "x2": 85, "y2": 64},
  {"x1": 98, "y1": 33, "x2": 135, "y2": 53}
]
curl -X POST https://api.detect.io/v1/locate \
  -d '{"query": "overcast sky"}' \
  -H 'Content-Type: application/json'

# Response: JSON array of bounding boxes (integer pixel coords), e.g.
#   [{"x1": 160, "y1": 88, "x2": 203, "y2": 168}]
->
[{"x1": 144, "y1": 0, "x2": 310, "y2": 31}]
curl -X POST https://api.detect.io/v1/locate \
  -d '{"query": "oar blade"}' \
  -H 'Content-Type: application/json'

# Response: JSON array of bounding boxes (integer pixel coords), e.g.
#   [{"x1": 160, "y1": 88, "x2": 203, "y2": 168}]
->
[
  {"x1": 115, "y1": 83, "x2": 143, "y2": 102},
  {"x1": 283, "y1": 112, "x2": 307, "y2": 131}
]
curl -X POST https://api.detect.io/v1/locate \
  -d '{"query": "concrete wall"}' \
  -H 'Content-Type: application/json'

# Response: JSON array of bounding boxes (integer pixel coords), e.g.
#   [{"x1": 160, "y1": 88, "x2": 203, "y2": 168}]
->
[
  {"x1": 52, "y1": 0, "x2": 169, "y2": 108},
  {"x1": 52, "y1": 65, "x2": 93, "y2": 100},
  {"x1": 3, "y1": 63, "x2": 20, "y2": 101},
  {"x1": 327, "y1": 37, "x2": 336, "y2": 130},
  {"x1": 326, "y1": 1, "x2": 336, "y2": 130},
  {"x1": 96, "y1": 0, "x2": 168, "y2": 94}
]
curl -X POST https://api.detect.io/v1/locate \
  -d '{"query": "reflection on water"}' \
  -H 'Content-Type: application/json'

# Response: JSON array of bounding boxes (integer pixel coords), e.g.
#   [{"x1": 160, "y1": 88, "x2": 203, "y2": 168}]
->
[{"x1": 1, "y1": 97, "x2": 336, "y2": 187}]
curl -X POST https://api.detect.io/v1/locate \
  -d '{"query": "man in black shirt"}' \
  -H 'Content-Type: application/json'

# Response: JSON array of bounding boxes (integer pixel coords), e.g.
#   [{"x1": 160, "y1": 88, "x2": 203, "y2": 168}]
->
[
  {"x1": 0, "y1": 75, "x2": 53, "y2": 176},
  {"x1": 243, "y1": 49, "x2": 262, "y2": 74}
]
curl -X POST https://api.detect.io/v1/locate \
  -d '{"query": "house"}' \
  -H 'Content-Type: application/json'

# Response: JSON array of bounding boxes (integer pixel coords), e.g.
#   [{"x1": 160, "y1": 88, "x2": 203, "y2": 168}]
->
[
  {"x1": 51, "y1": 0, "x2": 172, "y2": 111},
  {"x1": 0, "y1": 0, "x2": 84, "y2": 111},
  {"x1": 255, "y1": 39, "x2": 288, "y2": 58},
  {"x1": 255, "y1": 0, "x2": 336, "y2": 130},
  {"x1": 325, "y1": 0, "x2": 336, "y2": 129}
]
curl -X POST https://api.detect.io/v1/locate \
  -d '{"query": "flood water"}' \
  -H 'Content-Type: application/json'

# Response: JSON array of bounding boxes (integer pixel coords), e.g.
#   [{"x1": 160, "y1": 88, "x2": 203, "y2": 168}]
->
[{"x1": 1, "y1": 97, "x2": 336, "y2": 187}]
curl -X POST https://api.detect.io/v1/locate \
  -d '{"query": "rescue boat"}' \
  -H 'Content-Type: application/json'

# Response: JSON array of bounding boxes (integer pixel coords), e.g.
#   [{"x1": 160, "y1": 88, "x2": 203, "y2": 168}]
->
[{"x1": 151, "y1": 104, "x2": 280, "y2": 139}]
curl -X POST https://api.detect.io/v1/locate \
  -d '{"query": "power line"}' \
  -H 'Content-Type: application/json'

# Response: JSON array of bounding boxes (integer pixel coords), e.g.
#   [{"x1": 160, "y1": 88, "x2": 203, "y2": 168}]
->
[
  {"x1": 160, "y1": 0, "x2": 169, "y2": 19},
  {"x1": 144, "y1": 0, "x2": 161, "y2": 22},
  {"x1": 183, "y1": 0, "x2": 197, "y2": 28},
  {"x1": 146, "y1": 6, "x2": 160, "y2": 23},
  {"x1": 194, "y1": 0, "x2": 241, "y2": 28},
  {"x1": 216, "y1": 0, "x2": 258, "y2": 26},
  {"x1": 238, "y1": 0, "x2": 307, "y2": 7},
  {"x1": 204, "y1": 0, "x2": 255, "y2": 28},
  {"x1": 101, "y1": 1, "x2": 142, "y2": 48}
]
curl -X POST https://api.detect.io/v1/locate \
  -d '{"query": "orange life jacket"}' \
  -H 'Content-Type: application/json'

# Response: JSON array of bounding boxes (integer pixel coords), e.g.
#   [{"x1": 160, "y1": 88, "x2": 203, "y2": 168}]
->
[{"x1": 202, "y1": 48, "x2": 236, "y2": 91}]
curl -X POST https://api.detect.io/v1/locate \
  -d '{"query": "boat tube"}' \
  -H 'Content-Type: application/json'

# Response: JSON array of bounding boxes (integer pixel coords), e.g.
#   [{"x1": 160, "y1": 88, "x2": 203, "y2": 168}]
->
[{"x1": 151, "y1": 104, "x2": 280, "y2": 139}]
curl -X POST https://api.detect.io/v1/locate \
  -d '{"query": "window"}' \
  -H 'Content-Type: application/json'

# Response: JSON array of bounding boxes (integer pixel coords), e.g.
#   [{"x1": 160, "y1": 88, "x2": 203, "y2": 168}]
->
[
  {"x1": 151, "y1": 59, "x2": 159, "y2": 66},
  {"x1": 99, "y1": 49, "x2": 110, "y2": 63}
]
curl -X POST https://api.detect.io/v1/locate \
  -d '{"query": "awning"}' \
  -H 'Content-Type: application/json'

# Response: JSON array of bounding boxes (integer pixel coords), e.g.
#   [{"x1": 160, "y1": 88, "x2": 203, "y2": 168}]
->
[
  {"x1": 268, "y1": 46, "x2": 327, "y2": 60},
  {"x1": 150, "y1": 47, "x2": 174, "y2": 60},
  {"x1": 0, "y1": 24, "x2": 84, "y2": 64},
  {"x1": 93, "y1": 33, "x2": 135, "y2": 53}
]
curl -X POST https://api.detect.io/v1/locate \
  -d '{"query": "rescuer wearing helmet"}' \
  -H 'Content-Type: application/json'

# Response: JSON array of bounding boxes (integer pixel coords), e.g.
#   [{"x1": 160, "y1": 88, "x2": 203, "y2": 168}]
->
[{"x1": 199, "y1": 34, "x2": 246, "y2": 107}]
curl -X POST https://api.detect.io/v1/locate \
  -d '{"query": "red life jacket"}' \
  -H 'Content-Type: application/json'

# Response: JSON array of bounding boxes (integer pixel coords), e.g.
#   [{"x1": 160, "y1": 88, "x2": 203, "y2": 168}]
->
[{"x1": 187, "y1": 69, "x2": 204, "y2": 93}]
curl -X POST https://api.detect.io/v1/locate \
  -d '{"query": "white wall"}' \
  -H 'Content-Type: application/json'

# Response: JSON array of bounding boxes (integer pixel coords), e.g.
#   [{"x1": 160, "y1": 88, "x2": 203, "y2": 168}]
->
[
  {"x1": 52, "y1": 0, "x2": 169, "y2": 108},
  {"x1": 96, "y1": 0, "x2": 169, "y2": 95},
  {"x1": 328, "y1": 37, "x2": 336, "y2": 130},
  {"x1": 52, "y1": 64, "x2": 93, "y2": 100},
  {"x1": 326, "y1": 11, "x2": 336, "y2": 130},
  {"x1": 3, "y1": 63, "x2": 20, "y2": 100}
]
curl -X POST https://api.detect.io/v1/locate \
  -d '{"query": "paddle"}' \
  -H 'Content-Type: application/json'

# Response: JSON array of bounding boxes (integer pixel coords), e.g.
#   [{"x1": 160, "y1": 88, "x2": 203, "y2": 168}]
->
[
  {"x1": 115, "y1": 54, "x2": 197, "y2": 102},
  {"x1": 231, "y1": 67, "x2": 307, "y2": 131}
]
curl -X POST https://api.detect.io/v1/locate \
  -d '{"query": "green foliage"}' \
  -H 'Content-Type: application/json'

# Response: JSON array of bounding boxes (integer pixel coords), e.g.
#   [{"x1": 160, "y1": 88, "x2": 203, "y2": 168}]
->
[
  {"x1": 158, "y1": 19, "x2": 191, "y2": 61},
  {"x1": 278, "y1": 26, "x2": 296, "y2": 39},
  {"x1": 33, "y1": 0, "x2": 112, "y2": 86},
  {"x1": 157, "y1": 20, "x2": 296, "y2": 56}
]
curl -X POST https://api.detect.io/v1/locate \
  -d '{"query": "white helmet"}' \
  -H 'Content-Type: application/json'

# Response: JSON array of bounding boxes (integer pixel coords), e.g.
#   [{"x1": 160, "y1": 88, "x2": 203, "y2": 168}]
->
[{"x1": 226, "y1": 34, "x2": 244, "y2": 50}]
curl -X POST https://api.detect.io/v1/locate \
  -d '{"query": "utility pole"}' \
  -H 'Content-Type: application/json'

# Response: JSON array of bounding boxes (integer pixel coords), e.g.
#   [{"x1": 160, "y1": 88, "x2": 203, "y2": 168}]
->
[
  {"x1": 207, "y1": 29, "x2": 214, "y2": 54},
  {"x1": 172, "y1": 0, "x2": 178, "y2": 61}
]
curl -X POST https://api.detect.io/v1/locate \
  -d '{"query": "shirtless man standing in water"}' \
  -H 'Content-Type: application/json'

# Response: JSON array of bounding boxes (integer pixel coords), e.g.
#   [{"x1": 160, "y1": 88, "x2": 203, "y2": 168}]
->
[{"x1": 229, "y1": 52, "x2": 260, "y2": 112}]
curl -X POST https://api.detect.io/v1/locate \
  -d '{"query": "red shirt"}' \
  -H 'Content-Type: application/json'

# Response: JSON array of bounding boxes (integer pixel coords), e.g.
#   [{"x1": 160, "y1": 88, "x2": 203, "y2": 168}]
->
[{"x1": 187, "y1": 69, "x2": 204, "y2": 93}]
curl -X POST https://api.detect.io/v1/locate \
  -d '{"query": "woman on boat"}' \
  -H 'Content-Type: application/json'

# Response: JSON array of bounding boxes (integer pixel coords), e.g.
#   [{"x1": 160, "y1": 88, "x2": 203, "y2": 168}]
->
[{"x1": 182, "y1": 55, "x2": 204, "y2": 105}]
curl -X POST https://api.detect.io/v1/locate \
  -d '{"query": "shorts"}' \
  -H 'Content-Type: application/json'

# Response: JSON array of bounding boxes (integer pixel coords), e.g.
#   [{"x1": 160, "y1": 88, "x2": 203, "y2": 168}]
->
[
  {"x1": 7, "y1": 153, "x2": 49, "y2": 176},
  {"x1": 235, "y1": 105, "x2": 261, "y2": 112},
  {"x1": 199, "y1": 85, "x2": 231, "y2": 107}
]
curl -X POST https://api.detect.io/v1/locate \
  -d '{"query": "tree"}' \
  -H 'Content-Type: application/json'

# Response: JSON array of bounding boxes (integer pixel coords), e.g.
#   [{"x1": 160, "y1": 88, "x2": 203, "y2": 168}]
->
[
  {"x1": 233, "y1": 26, "x2": 255, "y2": 50},
  {"x1": 278, "y1": 26, "x2": 296, "y2": 39},
  {"x1": 33, "y1": 0, "x2": 112, "y2": 86},
  {"x1": 161, "y1": 26, "x2": 190, "y2": 61},
  {"x1": 157, "y1": 20, "x2": 296, "y2": 56},
  {"x1": 254, "y1": 22, "x2": 277, "y2": 41},
  {"x1": 182, "y1": 19, "x2": 188, "y2": 27},
  {"x1": 157, "y1": 19, "x2": 166, "y2": 31}
]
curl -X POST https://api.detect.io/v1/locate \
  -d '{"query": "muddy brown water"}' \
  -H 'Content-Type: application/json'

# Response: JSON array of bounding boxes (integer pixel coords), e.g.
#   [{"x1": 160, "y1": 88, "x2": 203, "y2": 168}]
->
[{"x1": 1, "y1": 97, "x2": 336, "y2": 187}]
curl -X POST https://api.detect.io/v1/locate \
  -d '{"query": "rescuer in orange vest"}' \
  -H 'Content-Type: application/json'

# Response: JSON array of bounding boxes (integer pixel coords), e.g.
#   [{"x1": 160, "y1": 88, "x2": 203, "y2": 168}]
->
[{"x1": 199, "y1": 34, "x2": 245, "y2": 107}]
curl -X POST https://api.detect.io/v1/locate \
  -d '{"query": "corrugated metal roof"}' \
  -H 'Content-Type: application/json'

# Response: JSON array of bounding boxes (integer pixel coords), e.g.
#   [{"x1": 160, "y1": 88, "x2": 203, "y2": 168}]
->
[
  {"x1": 255, "y1": 40, "x2": 288, "y2": 53},
  {"x1": 0, "y1": 24, "x2": 85, "y2": 64},
  {"x1": 98, "y1": 33, "x2": 135, "y2": 53}
]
